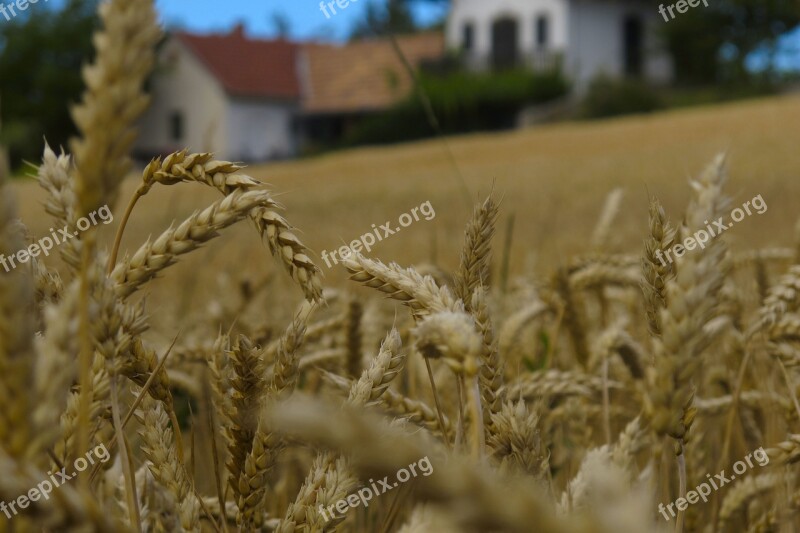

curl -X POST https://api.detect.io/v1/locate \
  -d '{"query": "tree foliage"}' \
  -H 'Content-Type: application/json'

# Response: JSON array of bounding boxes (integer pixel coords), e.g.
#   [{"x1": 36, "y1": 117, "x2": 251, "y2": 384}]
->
[
  {"x1": 349, "y1": 0, "x2": 418, "y2": 39},
  {"x1": 663, "y1": 0, "x2": 800, "y2": 84},
  {"x1": 0, "y1": 0, "x2": 98, "y2": 169}
]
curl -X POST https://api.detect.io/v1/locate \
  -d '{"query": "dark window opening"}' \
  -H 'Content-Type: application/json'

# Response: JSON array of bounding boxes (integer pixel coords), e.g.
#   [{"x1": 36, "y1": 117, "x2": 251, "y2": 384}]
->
[
  {"x1": 462, "y1": 23, "x2": 474, "y2": 52},
  {"x1": 623, "y1": 15, "x2": 643, "y2": 77},
  {"x1": 170, "y1": 111, "x2": 184, "y2": 141},
  {"x1": 536, "y1": 15, "x2": 549, "y2": 49},
  {"x1": 491, "y1": 17, "x2": 519, "y2": 70}
]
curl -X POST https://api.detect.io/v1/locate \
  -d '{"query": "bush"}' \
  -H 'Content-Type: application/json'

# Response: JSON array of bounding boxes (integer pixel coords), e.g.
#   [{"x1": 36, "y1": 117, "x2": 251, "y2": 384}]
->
[
  {"x1": 581, "y1": 75, "x2": 664, "y2": 119},
  {"x1": 343, "y1": 69, "x2": 569, "y2": 146}
]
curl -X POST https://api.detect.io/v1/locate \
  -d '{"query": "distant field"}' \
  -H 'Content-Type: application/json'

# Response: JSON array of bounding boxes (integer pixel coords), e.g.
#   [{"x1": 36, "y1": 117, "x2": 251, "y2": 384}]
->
[{"x1": 11, "y1": 92, "x2": 800, "y2": 324}]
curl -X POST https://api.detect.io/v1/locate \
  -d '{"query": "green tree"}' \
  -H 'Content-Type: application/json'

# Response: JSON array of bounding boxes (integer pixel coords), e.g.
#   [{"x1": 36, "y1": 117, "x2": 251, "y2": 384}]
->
[
  {"x1": 349, "y1": 0, "x2": 417, "y2": 39},
  {"x1": 0, "y1": 0, "x2": 99, "y2": 170},
  {"x1": 663, "y1": 0, "x2": 800, "y2": 84}
]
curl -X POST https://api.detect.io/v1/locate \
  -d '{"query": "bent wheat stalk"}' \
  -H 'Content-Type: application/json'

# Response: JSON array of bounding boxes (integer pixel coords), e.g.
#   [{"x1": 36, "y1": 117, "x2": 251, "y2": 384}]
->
[
  {"x1": 111, "y1": 189, "x2": 279, "y2": 298},
  {"x1": 110, "y1": 150, "x2": 323, "y2": 302}
]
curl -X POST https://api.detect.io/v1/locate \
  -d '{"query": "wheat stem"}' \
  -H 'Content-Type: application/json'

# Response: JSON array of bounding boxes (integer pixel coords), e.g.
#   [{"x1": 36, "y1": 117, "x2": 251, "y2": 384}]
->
[
  {"x1": 111, "y1": 375, "x2": 141, "y2": 531},
  {"x1": 424, "y1": 357, "x2": 451, "y2": 450},
  {"x1": 675, "y1": 450, "x2": 687, "y2": 533},
  {"x1": 108, "y1": 185, "x2": 146, "y2": 274}
]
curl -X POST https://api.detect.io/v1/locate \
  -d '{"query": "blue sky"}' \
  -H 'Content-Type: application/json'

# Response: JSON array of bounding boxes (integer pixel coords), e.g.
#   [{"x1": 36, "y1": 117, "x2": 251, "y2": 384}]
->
[
  {"x1": 153, "y1": 0, "x2": 448, "y2": 42},
  {"x1": 39, "y1": 0, "x2": 800, "y2": 68},
  {"x1": 156, "y1": 0, "x2": 798, "y2": 68}
]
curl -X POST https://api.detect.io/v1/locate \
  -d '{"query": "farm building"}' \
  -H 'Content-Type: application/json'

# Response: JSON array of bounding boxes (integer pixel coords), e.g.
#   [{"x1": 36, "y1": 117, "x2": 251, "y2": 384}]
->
[
  {"x1": 136, "y1": 1, "x2": 674, "y2": 162},
  {"x1": 134, "y1": 27, "x2": 443, "y2": 162},
  {"x1": 446, "y1": 0, "x2": 674, "y2": 86}
]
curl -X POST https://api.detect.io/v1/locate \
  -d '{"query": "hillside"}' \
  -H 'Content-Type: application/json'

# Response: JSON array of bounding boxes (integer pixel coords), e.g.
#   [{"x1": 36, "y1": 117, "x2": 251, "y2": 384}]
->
[{"x1": 11, "y1": 93, "x2": 800, "y2": 316}]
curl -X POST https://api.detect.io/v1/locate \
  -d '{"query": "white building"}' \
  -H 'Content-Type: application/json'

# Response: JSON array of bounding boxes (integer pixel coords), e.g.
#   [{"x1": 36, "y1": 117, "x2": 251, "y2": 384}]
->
[
  {"x1": 446, "y1": 0, "x2": 673, "y2": 88},
  {"x1": 135, "y1": 27, "x2": 443, "y2": 162},
  {"x1": 135, "y1": 25, "x2": 300, "y2": 162}
]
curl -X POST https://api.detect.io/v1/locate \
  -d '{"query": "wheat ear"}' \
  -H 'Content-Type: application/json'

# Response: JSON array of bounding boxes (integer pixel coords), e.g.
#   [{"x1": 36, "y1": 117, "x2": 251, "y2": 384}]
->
[
  {"x1": 111, "y1": 189, "x2": 280, "y2": 298},
  {"x1": 453, "y1": 195, "x2": 498, "y2": 309},
  {"x1": 647, "y1": 156, "x2": 729, "y2": 444},
  {"x1": 35, "y1": 144, "x2": 82, "y2": 268},
  {"x1": 280, "y1": 330, "x2": 404, "y2": 531},
  {"x1": 270, "y1": 306, "x2": 312, "y2": 397},
  {"x1": 502, "y1": 369, "x2": 618, "y2": 400},
  {"x1": 32, "y1": 256, "x2": 63, "y2": 311},
  {"x1": 647, "y1": 155, "x2": 730, "y2": 533},
  {"x1": 56, "y1": 353, "x2": 111, "y2": 464},
  {"x1": 347, "y1": 328, "x2": 405, "y2": 406},
  {"x1": 69, "y1": 0, "x2": 160, "y2": 216},
  {"x1": 487, "y1": 400, "x2": 549, "y2": 480},
  {"x1": 414, "y1": 311, "x2": 484, "y2": 456},
  {"x1": 237, "y1": 310, "x2": 311, "y2": 530},
  {"x1": 218, "y1": 335, "x2": 265, "y2": 510},
  {"x1": 343, "y1": 253, "x2": 462, "y2": 317},
  {"x1": 137, "y1": 393, "x2": 201, "y2": 532},
  {"x1": 590, "y1": 188, "x2": 624, "y2": 250},
  {"x1": 641, "y1": 197, "x2": 677, "y2": 337},
  {"x1": 472, "y1": 288, "x2": 503, "y2": 437},
  {"x1": 323, "y1": 372, "x2": 453, "y2": 439},
  {"x1": 112, "y1": 150, "x2": 323, "y2": 302},
  {"x1": 267, "y1": 396, "x2": 590, "y2": 533},
  {"x1": 718, "y1": 472, "x2": 782, "y2": 530}
]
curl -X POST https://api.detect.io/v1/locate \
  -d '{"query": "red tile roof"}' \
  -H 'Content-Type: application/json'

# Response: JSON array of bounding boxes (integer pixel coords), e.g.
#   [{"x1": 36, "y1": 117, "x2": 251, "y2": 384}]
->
[
  {"x1": 176, "y1": 26, "x2": 300, "y2": 100},
  {"x1": 300, "y1": 33, "x2": 445, "y2": 114},
  {"x1": 174, "y1": 28, "x2": 444, "y2": 113}
]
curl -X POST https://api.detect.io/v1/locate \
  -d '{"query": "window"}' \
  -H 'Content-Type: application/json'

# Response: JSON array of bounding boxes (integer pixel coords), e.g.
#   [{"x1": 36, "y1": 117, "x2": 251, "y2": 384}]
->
[
  {"x1": 491, "y1": 17, "x2": 519, "y2": 70},
  {"x1": 462, "y1": 22, "x2": 474, "y2": 52},
  {"x1": 535, "y1": 14, "x2": 549, "y2": 49},
  {"x1": 623, "y1": 15, "x2": 643, "y2": 76},
  {"x1": 170, "y1": 111, "x2": 184, "y2": 142}
]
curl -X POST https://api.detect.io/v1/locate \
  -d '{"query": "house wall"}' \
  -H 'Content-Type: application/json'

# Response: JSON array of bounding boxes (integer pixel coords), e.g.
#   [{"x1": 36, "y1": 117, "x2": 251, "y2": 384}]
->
[
  {"x1": 446, "y1": 0, "x2": 673, "y2": 86},
  {"x1": 566, "y1": 0, "x2": 673, "y2": 89},
  {"x1": 135, "y1": 39, "x2": 229, "y2": 159},
  {"x1": 226, "y1": 99, "x2": 297, "y2": 162},
  {"x1": 447, "y1": 0, "x2": 569, "y2": 68}
]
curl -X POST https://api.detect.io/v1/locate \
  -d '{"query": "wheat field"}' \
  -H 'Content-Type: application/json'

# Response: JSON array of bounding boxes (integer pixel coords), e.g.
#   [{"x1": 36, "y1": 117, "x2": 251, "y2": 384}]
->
[{"x1": 3, "y1": 1, "x2": 800, "y2": 532}]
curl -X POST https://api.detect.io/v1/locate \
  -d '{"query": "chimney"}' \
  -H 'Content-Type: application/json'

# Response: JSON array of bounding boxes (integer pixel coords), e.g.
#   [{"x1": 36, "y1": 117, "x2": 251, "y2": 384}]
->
[{"x1": 232, "y1": 22, "x2": 245, "y2": 38}]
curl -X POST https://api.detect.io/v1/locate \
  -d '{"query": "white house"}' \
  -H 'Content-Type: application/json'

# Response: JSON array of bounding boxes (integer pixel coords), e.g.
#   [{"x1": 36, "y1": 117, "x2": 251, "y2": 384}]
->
[
  {"x1": 135, "y1": 25, "x2": 301, "y2": 162},
  {"x1": 135, "y1": 5, "x2": 676, "y2": 163},
  {"x1": 446, "y1": 0, "x2": 673, "y2": 87},
  {"x1": 134, "y1": 27, "x2": 443, "y2": 162}
]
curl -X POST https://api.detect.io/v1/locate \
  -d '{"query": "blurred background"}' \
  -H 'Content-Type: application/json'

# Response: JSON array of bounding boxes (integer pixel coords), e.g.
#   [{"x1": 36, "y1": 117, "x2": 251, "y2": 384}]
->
[
  {"x1": 2, "y1": 0, "x2": 800, "y2": 324},
  {"x1": 2, "y1": 0, "x2": 799, "y2": 168}
]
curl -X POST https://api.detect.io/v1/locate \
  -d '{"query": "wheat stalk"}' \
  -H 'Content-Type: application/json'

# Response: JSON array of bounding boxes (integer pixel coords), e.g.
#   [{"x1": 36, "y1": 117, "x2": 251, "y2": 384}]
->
[
  {"x1": 453, "y1": 195, "x2": 498, "y2": 309},
  {"x1": 137, "y1": 393, "x2": 201, "y2": 531},
  {"x1": 69, "y1": 0, "x2": 160, "y2": 216}
]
